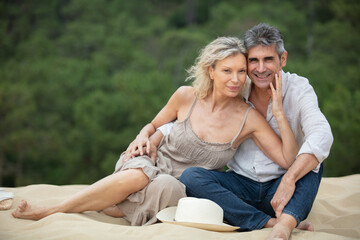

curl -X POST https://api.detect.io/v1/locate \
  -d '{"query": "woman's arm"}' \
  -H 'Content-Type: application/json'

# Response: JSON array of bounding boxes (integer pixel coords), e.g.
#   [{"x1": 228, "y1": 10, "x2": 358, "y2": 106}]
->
[
  {"x1": 125, "y1": 123, "x2": 157, "y2": 157},
  {"x1": 246, "y1": 74, "x2": 298, "y2": 169},
  {"x1": 269, "y1": 73, "x2": 298, "y2": 165},
  {"x1": 125, "y1": 86, "x2": 191, "y2": 158},
  {"x1": 245, "y1": 112, "x2": 296, "y2": 169},
  {"x1": 124, "y1": 130, "x2": 164, "y2": 163}
]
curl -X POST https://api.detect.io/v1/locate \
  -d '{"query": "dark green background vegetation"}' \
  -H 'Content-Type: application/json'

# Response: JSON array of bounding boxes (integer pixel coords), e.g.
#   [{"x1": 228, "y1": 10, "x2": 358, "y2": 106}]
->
[{"x1": 1, "y1": 0, "x2": 359, "y2": 187}]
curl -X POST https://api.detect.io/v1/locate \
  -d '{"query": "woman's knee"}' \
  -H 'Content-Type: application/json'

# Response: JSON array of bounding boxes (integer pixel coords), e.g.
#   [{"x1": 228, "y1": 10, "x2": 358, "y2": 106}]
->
[
  {"x1": 122, "y1": 168, "x2": 149, "y2": 190},
  {"x1": 150, "y1": 175, "x2": 186, "y2": 205},
  {"x1": 153, "y1": 175, "x2": 184, "y2": 193}
]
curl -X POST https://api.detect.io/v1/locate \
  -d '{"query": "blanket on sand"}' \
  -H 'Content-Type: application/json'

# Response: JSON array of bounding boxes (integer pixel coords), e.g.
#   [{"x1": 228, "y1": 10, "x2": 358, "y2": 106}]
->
[{"x1": 0, "y1": 174, "x2": 359, "y2": 240}]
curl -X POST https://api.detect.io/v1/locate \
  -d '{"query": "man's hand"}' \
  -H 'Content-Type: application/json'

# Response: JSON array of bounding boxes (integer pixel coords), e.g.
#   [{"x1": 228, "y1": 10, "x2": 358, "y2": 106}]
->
[
  {"x1": 147, "y1": 143, "x2": 158, "y2": 163},
  {"x1": 270, "y1": 175, "x2": 296, "y2": 219},
  {"x1": 271, "y1": 154, "x2": 319, "y2": 218}
]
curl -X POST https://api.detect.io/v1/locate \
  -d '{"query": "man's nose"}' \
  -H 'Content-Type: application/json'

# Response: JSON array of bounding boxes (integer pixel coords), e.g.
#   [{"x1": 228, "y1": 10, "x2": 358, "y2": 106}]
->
[{"x1": 257, "y1": 61, "x2": 266, "y2": 72}]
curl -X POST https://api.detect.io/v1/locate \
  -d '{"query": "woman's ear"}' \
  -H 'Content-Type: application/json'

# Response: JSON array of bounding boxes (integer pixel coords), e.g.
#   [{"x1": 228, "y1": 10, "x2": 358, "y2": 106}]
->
[{"x1": 208, "y1": 66, "x2": 214, "y2": 80}]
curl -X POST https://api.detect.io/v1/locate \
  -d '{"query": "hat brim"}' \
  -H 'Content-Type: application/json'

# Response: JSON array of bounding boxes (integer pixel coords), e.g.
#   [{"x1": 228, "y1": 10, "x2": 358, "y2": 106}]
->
[
  {"x1": 156, "y1": 207, "x2": 239, "y2": 232},
  {"x1": 0, "y1": 191, "x2": 13, "y2": 201}
]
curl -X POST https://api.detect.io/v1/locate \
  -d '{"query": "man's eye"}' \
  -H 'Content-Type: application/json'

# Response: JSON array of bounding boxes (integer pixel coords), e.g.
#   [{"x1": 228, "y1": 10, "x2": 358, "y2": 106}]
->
[{"x1": 265, "y1": 57, "x2": 274, "y2": 62}]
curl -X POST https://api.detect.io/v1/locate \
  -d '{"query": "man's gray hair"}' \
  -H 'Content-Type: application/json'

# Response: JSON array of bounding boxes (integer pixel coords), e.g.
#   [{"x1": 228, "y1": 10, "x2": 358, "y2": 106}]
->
[{"x1": 244, "y1": 23, "x2": 286, "y2": 57}]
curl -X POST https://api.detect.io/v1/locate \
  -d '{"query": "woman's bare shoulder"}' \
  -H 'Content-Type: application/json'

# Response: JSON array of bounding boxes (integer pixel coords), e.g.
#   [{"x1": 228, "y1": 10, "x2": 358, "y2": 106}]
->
[
  {"x1": 176, "y1": 86, "x2": 195, "y2": 95},
  {"x1": 174, "y1": 86, "x2": 196, "y2": 102},
  {"x1": 243, "y1": 106, "x2": 268, "y2": 131}
]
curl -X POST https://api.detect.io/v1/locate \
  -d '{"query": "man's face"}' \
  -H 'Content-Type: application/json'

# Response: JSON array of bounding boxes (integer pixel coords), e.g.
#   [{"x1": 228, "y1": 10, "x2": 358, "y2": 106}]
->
[{"x1": 247, "y1": 44, "x2": 287, "y2": 89}]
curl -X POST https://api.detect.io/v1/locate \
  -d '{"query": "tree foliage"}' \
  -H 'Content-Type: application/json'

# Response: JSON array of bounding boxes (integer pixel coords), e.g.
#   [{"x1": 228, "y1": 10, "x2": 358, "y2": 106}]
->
[{"x1": 0, "y1": 0, "x2": 359, "y2": 186}]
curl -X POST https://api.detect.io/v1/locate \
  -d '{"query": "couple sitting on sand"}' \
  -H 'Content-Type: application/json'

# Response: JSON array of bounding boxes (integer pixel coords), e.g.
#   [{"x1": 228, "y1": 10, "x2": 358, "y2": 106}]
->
[{"x1": 12, "y1": 23, "x2": 333, "y2": 240}]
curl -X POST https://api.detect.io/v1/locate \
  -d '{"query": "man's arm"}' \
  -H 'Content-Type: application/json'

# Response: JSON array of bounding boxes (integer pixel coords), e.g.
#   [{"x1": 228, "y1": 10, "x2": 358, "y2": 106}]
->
[
  {"x1": 271, "y1": 153, "x2": 318, "y2": 218},
  {"x1": 157, "y1": 122, "x2": 174, "y2": 136},
  {"x1": 147, "y1": 130, "x2": 165, "y2": 162},
  {"x1": 271, "y1": 76, "x2": 334, "y2": 217},
  {"x1": 295, "y1": 81, "x2": 333, "y2": 170},
  {"x1": 146, "y1": 122, "x2": 174, "y2": 161}
]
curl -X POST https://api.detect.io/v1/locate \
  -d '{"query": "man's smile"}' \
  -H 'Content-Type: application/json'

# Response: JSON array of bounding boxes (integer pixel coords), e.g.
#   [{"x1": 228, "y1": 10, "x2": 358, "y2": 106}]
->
[{"x1": 253, "y1": 72, "x2": 272, "y2": 80}]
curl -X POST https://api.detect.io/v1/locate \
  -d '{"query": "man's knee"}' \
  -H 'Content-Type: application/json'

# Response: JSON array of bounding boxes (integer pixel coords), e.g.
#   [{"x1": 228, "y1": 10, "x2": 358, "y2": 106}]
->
[{"x1": 179, "y1": 167, "x2": 206, "y2": 186}]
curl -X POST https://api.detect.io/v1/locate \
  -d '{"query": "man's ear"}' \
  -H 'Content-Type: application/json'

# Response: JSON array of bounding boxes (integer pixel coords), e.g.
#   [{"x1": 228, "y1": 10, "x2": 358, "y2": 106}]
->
[{"x1": 281, "y1": 51, "x2": 288, "y2": 68}]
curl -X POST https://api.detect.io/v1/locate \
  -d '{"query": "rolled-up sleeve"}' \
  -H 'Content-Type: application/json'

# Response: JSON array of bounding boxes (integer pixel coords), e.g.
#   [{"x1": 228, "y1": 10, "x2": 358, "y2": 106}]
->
[
  {"x1": 157, "y1": 122, "x2": 174, "y2": 136},
  {"x1": 296, "y1": 83, "x2": 334, "y2": 172}
]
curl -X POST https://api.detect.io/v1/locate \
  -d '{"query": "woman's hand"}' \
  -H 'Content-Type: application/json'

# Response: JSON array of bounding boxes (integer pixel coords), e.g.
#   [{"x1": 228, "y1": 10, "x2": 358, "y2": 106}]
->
[
  {"x1": 269, "y1": 72, "x2": 284, "y2": 118},
  {"x1": 123, "y1": 129, "x2": 163, "y2": 164},
  {"x1": 123, "y1": 144, "x2": 158, "y2": 164},
  {"x1": 124, "y1": 134, "x2": 151, "y2": 160}
]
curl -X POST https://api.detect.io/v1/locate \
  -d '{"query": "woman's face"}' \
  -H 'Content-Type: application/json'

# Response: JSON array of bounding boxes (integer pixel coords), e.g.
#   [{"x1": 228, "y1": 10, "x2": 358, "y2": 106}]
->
[{"x1": 209, "y1": 53, "x2": 247, "y2": 98}]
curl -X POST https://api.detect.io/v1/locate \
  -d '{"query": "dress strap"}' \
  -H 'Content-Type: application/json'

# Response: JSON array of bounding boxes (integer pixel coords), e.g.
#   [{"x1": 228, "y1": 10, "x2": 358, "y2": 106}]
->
[
  {"x1": 230, "y1": 106, "x2": 252, "y2": 145},
  {"x1": 185, "y1": 97, "x2": 198, "y2": 120}
]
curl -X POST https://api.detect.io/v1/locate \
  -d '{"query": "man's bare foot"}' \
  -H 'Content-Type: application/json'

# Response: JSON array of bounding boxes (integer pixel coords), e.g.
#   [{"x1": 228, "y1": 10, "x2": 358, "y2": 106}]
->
[
  {"x1": 267, "y1": 223, "x2": 291, "y2": 240},
  {"x1": 101, "y1": 205, "x2": 125, "y2": 218},
  {"x1": 12, "y1": 200, "x2": 55, "y2": 220},
  {"x1": 265, "y1": 218, "x2": 314, "y2": 231},
  {"x1": 297, "y1": 221, "x2": 314, "y2": 231}
]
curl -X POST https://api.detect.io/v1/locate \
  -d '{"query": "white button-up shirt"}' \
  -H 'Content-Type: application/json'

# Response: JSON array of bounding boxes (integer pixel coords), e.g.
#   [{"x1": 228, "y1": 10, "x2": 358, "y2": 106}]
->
[
  {"x1": 158, "y1": 71, "x2": 333, "y2": 183},
  {"x1": 228, "y1": 71, "x2": 333, "y2": 182}
]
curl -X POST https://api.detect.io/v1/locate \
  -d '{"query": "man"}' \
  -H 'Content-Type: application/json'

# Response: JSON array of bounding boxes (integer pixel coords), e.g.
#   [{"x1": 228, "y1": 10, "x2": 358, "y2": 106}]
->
[{"x1": 177, "y1": 23, "x2": 333, "y2": 239}]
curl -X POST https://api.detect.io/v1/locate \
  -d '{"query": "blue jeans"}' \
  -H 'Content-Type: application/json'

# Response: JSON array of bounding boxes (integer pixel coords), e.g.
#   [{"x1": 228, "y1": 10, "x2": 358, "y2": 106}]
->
[{"x1": 179, "y1": 164, "x2": 323, "y2": 231}]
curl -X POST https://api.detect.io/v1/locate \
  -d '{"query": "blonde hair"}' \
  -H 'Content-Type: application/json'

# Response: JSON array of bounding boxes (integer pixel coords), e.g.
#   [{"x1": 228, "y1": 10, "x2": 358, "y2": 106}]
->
[{"x1": 186, "y1": 37, "x2": 246, "y2": 99}]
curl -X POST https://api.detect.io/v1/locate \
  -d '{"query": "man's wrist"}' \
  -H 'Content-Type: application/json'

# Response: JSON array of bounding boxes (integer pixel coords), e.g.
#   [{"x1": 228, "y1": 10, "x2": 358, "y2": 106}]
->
[
  {"x1": 274, "y1": 112, "x2": 286, "y2": 120},
  {"x1": 283, "y1": 169, "x2": 297, "y2": 184}
]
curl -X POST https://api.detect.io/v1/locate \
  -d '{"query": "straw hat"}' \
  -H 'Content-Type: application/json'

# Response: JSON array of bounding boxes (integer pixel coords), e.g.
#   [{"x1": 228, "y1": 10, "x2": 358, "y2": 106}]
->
[
  {"x1": 0, "y1": 189, "x2": 14, "y2": 210},
  {"x1": 156, "y1": 197, "x2": 239, "y2": 232}
]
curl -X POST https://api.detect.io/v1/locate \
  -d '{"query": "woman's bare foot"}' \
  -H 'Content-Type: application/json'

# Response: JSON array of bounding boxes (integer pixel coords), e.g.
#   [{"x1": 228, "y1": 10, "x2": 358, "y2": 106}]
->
[
  {"x1": 101, "y1": 205, "x2": 125, "y2": 218},
  {"x1": 12, "y1": 200, "x2": 56, "y2": 220}
]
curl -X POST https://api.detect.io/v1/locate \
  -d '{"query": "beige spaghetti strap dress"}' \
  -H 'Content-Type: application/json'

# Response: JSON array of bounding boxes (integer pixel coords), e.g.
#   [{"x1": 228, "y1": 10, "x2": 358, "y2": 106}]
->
[{"x1": 114, "y1": 98, "x2": 252, "y2": 226}]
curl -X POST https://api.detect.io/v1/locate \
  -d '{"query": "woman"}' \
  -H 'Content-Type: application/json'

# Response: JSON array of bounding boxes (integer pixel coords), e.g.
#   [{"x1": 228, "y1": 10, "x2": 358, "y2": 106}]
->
[{"x1": 12, "y1": 37, "x2": 297, "y2": 226}]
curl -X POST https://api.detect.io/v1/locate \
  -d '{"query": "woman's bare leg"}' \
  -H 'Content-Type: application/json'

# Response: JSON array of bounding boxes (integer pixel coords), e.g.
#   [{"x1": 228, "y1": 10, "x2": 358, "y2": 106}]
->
[
  {"x1": 12, "y1": 169, "x2": 148, "y2": 220},
  {"x1": 102, "y1": 205, "x2": 125, "y2": 218}
]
